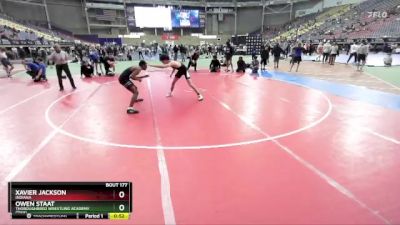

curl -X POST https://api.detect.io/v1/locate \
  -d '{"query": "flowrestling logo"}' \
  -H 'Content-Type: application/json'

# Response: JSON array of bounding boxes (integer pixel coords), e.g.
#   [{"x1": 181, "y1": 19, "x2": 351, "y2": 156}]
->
[{"x1": 367, "y1": 11, "x2": 388, "y2": 18}]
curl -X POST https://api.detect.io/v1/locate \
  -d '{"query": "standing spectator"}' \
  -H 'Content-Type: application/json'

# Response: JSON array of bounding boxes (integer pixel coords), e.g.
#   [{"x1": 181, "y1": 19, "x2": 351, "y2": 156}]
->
[
  {"x1": 260, "y1": 45, "x2": 270, "y2": 70},
  {"x1": 0, "y1": 48, "x2": 14, "y2": 77},
  {"x1": 346, "y1": 42, "x2": 359, "y2": 64},
  {"x1": 208, "y1": 45, "x2": 213, "y2": 57},
  {"x1": 271, "y1": 43, "x2": 284, "y2": 69},
  {"x1": 224, "y1": 42, "x2": 234, "y2": 72},
  {"x1": 38, "y1": 48, "x2": 48, "y2": 65},
  {"x1": 285, "y1": 43, "x2": 291, "y2": 59},
  {"x1": 49, "y1": 44, "x2": 76, "y2": 91},
  {"x1": 329, "y1": 43, "x2": 339, "y2": 65},
  {"x1": 289, "y1": 43, "x2": 305, "y2": 72},
  {"x1": 315, "y1": 42, "x2": 323, "y2": 62},
  {"x1": 173, "y1": 45, "x2": 179, "y2": 61},
  {"x1": 76, "y1": 44, "x2": 83, "y2": 62},
  {"x1": 322, "y1": 41, "x2": 332, "y2": 64},
  {"x1": 187, "y1": 48, "x2": 200, "y2": 72},
  {"x1": 89, "y1": 47, "x2": 103, "y2": 76},
  {"x1": 137, "y1": 46, "x2": 144, "y2": 60},
  {"x1": 179, "y1": 45, "x2": 186, "y2": 62},
  {"x1": 357, "y1": 40, "x2": 369, "y2": 72}
]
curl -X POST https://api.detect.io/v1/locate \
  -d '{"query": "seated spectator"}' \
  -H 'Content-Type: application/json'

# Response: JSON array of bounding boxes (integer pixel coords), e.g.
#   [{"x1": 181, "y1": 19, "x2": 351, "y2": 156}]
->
[
  {"x1": 384, "y1": 53, "x2": 392, "y2": 67},
  {"x1": 209, "y1": 55, "x2": 221, "y2": 72},
  {"x1": 251, "y1": 56, "x2": 260, "y2": 74},
  {"x1": 81, "y1": 60, "x2": 94, "y2": 78},
  {"x1": 236, "y1": 56, "x2": 246, "y2": 73}
]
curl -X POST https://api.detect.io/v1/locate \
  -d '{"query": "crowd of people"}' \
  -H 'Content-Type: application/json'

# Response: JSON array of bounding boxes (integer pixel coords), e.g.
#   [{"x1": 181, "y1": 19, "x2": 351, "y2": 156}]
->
[{"x1": 1, "y1": 36, "x2": 397, "y2": 114}]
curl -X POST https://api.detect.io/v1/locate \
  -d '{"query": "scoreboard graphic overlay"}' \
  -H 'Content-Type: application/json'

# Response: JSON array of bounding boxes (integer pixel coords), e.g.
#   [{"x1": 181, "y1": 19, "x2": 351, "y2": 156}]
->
[
  {"x1": 8, "y1": 182, "x2": 132, "y2": 220},
  {"x1": 246, "y1": 35, "x2": 263, "y2": 55}
]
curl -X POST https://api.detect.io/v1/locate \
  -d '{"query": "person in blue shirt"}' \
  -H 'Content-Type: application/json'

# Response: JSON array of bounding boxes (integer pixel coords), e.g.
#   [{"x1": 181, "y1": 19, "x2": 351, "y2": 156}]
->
[
  {"x1": 89, "y1": 47, "x2": 103, "y2": 76},
  {"x1": 24, "y1": 59, "x2": 40, "y2": 80},
  {"x1": 289, "y1": 43, "x2": 305, "y2": 72},
  {"x1": 24, "y1": 58, "x2": 47, "y2": 82},
  {"x1": 35, "y1": 57, "x2": 47, "y2": 82}
]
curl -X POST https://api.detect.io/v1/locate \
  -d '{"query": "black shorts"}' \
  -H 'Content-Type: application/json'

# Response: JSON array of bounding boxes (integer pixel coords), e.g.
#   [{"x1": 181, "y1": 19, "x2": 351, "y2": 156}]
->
[
  {"x1": 119, "y1": 79, "x2": 135, "y2": 90},
  {"x1": 119, "y1": 69, "x2": 135, "y2": 89},
  {"x1": 358, "y1": 54, "x2": 366, "y2": 61},
  {"x1": 292, "y1": 56, "x2": 302, "y2": 63},
  {"x1": 261, "y1": 58, "x2": 267, "y2": 65},
  {"x1": 1, "y1": 58, "x2": 12, "y2": 67},
  {"x1": 225, "y1": 54, "x2": 232, "y2": 61},
  {"x1": 91, "y1": 58, "x2": 100, "y2": 63},
  {"x1": 175, "y1": 65, "x2": 190, "y2": 79}
]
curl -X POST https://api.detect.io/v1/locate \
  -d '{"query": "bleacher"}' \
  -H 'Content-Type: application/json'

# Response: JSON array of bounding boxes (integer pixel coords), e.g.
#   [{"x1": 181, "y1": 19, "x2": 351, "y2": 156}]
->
[
  {"x1": 0, "y1": 15, "x2": 61, "y2": 42},
  {"x1": 271, "y1": 5, "x2": 350, "y2": 41},
  {"x1": 299, "y1": 0, "x2": 400, "y2": 40}
]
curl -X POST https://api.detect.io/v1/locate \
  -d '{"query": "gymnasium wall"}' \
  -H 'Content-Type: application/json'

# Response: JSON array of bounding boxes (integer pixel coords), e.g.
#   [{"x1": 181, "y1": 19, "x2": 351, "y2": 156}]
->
[
  {"x1": 46, "y1": 0, "x2": 88, "y2": 34},
  {"x1": 237, "y1": 7, "x2": 263, "y2": 34},
  {"x1": 1, "y1": 0, "x2": 365, "y2": 37},
  {"x1": 205, "y1": 13, "x2": 235, "y2": 35},
  {"x1": 293, "y1": 0, "x2": 323, "y2": 18},
  {"x1": 1, "y1": 0, "x2": 88, "y2": 34},
  {"x1": 323, "y1": 0, "x2": 363, "y2": 8},
  {"x1": 263, "y1": 12, "x2": 291, "y2": 26},
  {"x1": 1, "y1": 1, "x2": 47, "y2": 23}
]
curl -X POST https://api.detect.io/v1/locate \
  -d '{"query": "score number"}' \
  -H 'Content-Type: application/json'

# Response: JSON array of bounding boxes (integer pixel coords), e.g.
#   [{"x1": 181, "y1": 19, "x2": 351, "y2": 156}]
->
[{"x1": 118, "y1": 191, "x2": 127, "y2": 211}]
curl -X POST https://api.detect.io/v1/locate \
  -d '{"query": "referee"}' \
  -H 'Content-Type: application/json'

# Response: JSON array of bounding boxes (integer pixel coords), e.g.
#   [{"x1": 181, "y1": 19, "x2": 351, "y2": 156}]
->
[{"x1": 49, "y1": 44, "x2": 76, "y2": 91}]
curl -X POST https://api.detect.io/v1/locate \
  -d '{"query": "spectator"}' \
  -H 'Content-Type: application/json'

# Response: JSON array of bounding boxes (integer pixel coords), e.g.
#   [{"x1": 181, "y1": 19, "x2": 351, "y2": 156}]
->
[
  {"x1": 209, "y1": 55, "x2": 221, "y2": 73},
  {"x1": 347, "y1": 41, "x2": 359, "y2": 64},
  {"x1": 236, "y1": 56, "x2": 246, "y2": 73},
  {"x1": 103, "y1": 54, "x2": 116, "y2": 76},
  {"x1": 289, "y1": 43, "x2": 305, "y2": 72},
  {"x1": 251, "y1": 56, "x2": 260, "y2": 74},
  {"x1": 224, "y1": 42, "x2": 234, "y2": 72},
  {"x1": 180, "y1": 45, "x2": 186, "y2": 62},
  {"x1": 322, "y1": 41, "x2": 332, "y2": 64},
  {"x1": 173, "y1": 45, "x2": 179, "y2": 61},
  {"x1": 383, "y1": 53, "x2": 392, "y2": 67},
  {"x1": 81, "y1": 60, "x2": 94, "y2": 78},
  {"x1": 271, "y1": 43, "x2": 284, "y2": 69},
  {"x1": 315, "y1": 42, "x2": 323, "y2": 62},
  {"x1": 356, "y1": 40, "x2": 369, "y2": 71},
  {"x1": 260, "y1": 45, "x2": 270, "y2": 70},
  {"x1": 188, "y1": 48, "x2": 200, "y2": 72},
  {"x1": 0, "y1": 48, "x2": 14, "y2": 77},
  {"x1": 329, "y1": 43, "x2": 339, "y2": 65}
]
